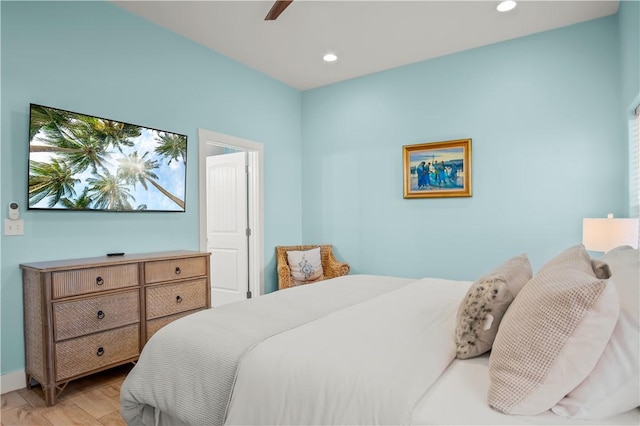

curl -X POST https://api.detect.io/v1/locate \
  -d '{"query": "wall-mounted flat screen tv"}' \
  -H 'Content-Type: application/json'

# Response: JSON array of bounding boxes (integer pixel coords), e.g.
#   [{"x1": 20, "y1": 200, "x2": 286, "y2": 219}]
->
[{"x1": 28, "y1": 103, "x2": 187, "y2": 212}]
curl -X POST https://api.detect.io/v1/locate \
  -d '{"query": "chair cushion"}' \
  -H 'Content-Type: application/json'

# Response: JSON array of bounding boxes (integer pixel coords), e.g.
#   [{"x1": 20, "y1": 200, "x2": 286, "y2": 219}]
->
[{"x1": 286, "y1": 247, "x2": 324, "y2": 283}]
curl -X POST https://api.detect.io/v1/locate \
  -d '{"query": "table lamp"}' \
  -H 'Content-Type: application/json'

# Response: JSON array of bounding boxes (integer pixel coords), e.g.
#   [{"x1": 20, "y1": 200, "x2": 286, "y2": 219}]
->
[{"x1": 582, "y1": 214, "x2": 639, "y2": 253}]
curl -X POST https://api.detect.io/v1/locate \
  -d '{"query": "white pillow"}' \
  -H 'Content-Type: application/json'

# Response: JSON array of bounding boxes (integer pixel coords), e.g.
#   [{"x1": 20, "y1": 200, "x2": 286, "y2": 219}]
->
[
  {"x1": 552, "y1": 246, "x2": 639, "y2": 419},
  {"x1": 488, "y1": 245, "x2": 620, "y2": 415},
  {"x1": 286, "y1": 247, "x2": 323, "y2": 283}
]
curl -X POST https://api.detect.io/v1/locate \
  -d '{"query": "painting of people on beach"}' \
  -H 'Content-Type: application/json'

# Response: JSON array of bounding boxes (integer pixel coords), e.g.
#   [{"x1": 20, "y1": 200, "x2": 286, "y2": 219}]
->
[{"x1": 403, "y1": 138, "x2": 472, "y2": 198}]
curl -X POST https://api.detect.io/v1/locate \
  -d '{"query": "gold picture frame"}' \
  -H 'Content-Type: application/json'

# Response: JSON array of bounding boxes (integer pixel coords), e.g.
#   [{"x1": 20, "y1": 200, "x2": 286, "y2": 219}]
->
[{"x1": 403, "y1": 138, "x2": 472, "y2": 199}]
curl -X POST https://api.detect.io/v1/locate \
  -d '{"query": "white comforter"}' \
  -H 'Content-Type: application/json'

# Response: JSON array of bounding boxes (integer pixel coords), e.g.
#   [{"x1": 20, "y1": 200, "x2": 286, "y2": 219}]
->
[
  {"x1": 225, "y1": 277, "x2": 471, "y2": 425},
  {"x1": 120, "y1": 274, "x2": 472, "y2": 426},
  {"x1": 122, "y1": 274, "x2": 416, "y2": 425}
]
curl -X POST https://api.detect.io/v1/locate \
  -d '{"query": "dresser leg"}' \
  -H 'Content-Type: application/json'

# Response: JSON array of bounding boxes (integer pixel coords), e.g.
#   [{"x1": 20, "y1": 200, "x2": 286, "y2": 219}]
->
[
  {"x1": 43, "y1": 384, "x2": 56, "y2": 406},
  {"x1": 26, "y1": 374, "x2": 42, "y2": 390}
]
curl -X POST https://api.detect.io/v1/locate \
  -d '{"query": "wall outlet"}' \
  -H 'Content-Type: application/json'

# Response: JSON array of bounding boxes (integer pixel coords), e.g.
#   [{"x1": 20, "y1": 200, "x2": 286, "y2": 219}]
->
[{"x1": 4, "y1": 219, "x2": 24, "y2": 236}]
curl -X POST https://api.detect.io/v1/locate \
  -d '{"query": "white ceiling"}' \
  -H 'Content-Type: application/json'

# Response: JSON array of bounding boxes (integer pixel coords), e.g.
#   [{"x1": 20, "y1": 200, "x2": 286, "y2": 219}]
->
[{"x1": 113, "y1": 0, "x2": 619, "y2": 91}]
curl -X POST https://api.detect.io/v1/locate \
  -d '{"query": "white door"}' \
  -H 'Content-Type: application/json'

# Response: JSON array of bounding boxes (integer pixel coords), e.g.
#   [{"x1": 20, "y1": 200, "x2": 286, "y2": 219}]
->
[{"x1": 206, "y1": 151, "x2": 248, "y2": 307}]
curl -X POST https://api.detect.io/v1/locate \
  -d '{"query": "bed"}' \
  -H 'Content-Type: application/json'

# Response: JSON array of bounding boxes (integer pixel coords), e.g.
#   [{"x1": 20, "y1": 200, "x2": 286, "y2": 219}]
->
[{"x1": 120, "y1": 245, "x2": 639, "y2": 425}]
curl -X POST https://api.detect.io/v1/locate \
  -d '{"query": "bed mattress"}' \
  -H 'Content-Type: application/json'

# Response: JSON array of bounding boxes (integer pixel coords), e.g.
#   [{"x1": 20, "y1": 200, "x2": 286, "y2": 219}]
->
[{"x1": 412, "y1": 354, "x2": 640, "y2": 425}]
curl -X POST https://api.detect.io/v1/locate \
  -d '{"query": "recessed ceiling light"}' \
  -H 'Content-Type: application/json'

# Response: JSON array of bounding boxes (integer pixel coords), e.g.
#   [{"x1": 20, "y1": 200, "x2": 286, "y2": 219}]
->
[
  {"x1": 497, "y1": 1, "x2": 517, "y2": 12},
  {"x1": 323, "y1": 53, "x2": 338, "y2": 62}
]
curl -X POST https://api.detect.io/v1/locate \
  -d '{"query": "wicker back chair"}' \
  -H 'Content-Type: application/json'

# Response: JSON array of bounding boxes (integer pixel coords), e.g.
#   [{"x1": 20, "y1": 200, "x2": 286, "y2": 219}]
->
[{"x1": 276, "y1": 245, "x2": 350, "y2": 290}]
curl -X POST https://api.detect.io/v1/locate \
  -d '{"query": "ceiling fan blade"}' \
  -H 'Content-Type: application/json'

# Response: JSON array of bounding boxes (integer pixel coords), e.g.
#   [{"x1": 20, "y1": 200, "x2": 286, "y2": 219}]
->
[{"x1": 265, "y1": 0, "x2": 293, "y2": 21}]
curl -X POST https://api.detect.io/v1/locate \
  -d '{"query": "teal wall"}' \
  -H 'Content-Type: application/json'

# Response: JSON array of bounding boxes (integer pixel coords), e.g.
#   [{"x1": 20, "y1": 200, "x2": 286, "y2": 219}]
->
[
  {"x1": 0, "y1": 1, "x2": 302, "y2": 375},
  {"x1": 301, "y1": 15, "x2": 627, "y2": 280},
  {"x1": 1, "y1": 1, "x2": 637, "y2": 378}
]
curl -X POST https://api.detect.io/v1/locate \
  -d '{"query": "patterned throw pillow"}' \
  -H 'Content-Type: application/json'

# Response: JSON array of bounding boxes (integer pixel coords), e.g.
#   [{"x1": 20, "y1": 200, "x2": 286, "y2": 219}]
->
[
  {"x1": 488, "y1": 245, "x2": 620, "y2": 415},
  {"x1": 455, "y1": 254, "x2": 532, "y2": 359},
  {"x1": 286, "y1": 247, "x2": 324, "y2": 284}
]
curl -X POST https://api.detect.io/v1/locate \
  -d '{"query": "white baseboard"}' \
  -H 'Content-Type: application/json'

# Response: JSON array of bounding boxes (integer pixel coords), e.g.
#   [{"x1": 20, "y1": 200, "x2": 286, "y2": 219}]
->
[{"x1": 1, "y1": 369, "x2": 26, "y2": 395}]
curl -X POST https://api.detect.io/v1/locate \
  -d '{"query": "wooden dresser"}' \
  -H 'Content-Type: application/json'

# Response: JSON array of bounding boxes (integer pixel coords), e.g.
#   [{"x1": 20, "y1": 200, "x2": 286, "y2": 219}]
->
[{"x1": 21, "y1": 250, "x2": 211, "y2": 406}]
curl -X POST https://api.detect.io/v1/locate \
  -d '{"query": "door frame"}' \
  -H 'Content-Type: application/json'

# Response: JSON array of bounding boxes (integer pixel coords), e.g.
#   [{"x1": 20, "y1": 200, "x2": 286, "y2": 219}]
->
[{"x1": 198, "y1": 128, "x2": 264, "y2": 298}]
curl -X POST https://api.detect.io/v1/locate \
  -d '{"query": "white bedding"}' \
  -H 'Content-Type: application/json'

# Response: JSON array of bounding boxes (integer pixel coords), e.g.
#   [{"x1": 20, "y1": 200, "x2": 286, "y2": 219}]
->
[
  {"x1": 226, "y1": 277, "x2": 472, "y2": 425},
  {"x1": 121, "y1": 274, "x2": 420, "y2": 425},
  {"x1": 120, "y1": 271, "x2": 640, "y2": 426},
  {"x1": 412, "y1": 354, "x2": 640, "y2": 425}
]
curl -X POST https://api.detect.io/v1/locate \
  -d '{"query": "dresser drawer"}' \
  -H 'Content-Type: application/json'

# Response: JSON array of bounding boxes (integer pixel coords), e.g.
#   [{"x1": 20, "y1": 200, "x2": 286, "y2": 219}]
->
[
  {"x1": 55, "y1": 324, "x2": 139, "y2": 381},
  {"x1": 146, "y1": 278, "x2": 208, "y2": 320},
  {"x1": 52, "y1": 264, "x2": 138, "y2": 299},
  {"x1": 146, "y1": 310, "x2": 196, "y2": 341},
  {"x1": 145, "y1": 256, "x2": 207, "y2": 284},
  {"x1": 53, "y1": 290, "x2": 140, "y2": 341}
]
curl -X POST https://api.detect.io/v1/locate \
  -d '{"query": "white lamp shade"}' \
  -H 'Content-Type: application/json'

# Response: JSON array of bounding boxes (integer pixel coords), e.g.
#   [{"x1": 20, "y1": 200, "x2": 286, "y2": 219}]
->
[{"x1": 582, "y1": 218, "x2": 639, "y2": 252}]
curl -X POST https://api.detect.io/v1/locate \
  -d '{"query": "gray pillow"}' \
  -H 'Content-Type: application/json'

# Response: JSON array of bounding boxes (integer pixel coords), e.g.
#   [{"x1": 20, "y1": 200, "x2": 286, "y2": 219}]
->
[{"x1": 455, "y1": 254, "x2": 532, "y2": 359}]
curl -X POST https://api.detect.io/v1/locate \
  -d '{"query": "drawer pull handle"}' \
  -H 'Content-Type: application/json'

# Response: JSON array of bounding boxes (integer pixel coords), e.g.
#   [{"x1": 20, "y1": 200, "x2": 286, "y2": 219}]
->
[
  {"x1": 96, "y1": 276, "x2": 104, "y2": 286},
  {"x1": 175, "y1": 267, "x2": 181, "y2": 275},
  {"x1": 97, "y1": 347, "x2": 105, "y2": 357},
  {"x1": 97, "y1": 310, "x2": 105, "y2": 320},
  {"x1": 176, "y1": 295, "x2": 183, "y2": 303}
]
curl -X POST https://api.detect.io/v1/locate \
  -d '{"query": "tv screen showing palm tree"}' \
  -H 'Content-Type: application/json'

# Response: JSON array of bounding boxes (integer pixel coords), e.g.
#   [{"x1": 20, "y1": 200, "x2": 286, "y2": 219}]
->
[{"x1": 28, "y1": 103, "x2": 187, "y2": 212}]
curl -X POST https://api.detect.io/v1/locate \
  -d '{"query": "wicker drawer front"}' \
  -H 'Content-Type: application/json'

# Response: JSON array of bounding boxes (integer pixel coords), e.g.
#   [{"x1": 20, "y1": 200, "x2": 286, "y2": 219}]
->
[
  {"x1": 145, "y1": 256, "x2": 206, "y2": 284},
  {"x1": 52, "y1": 264, "x2": 138, "y2": 299},
  {"x1": 55, "y1": 324, "x2": 139, "y2": 381},
  {"x1": 146, "y1": 310, "x2": 196, "y2": 341},
  {"x1": 146, "y1": 278, "x2": 208, "y2": 320},
  {"x1": 53, "y1": 290, "x2": 140, "y2": 341}
]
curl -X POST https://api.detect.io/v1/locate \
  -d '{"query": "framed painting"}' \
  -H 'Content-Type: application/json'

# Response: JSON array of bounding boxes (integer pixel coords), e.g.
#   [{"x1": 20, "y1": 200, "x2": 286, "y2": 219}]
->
[{"x1": 403, "y1": 138, "x2": 472, "y2": 199}]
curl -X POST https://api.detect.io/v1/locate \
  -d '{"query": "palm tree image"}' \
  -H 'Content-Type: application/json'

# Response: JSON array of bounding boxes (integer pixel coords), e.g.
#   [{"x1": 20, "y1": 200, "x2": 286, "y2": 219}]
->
[
  {"x1": 86, "y1": 171, "x2": 136, "y2": 211},
  {"x1": 28, "y1": 159, "x2": 79, "y2": 207},
  {"x1": 118, "y1": 151, "x2": 185, "y2": 209},
  {"x1": 59, "y1": 188, "x2": 93, "y2": 210},
  {"x1": 28, "y1": 104, "x2": 187, "y2": 212},
  {"x1": 155, "y1": 132, "x2": 187, "y2": 165}
]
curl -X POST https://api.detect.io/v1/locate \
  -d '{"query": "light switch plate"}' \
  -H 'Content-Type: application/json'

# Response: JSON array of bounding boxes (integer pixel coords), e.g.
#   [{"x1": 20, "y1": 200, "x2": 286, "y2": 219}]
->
[{"x1": 4, "y1": 219, "x2": 24, "y2": 236}]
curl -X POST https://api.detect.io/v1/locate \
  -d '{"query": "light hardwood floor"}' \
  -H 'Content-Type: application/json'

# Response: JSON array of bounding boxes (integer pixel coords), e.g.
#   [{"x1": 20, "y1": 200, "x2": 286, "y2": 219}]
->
[{"x1": 1, "y1": 364, "x2": 133, "y2": 426}]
